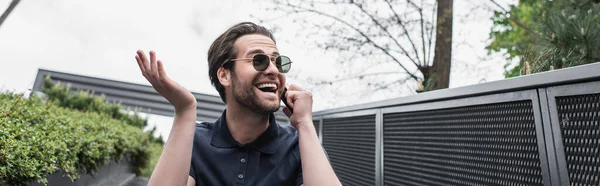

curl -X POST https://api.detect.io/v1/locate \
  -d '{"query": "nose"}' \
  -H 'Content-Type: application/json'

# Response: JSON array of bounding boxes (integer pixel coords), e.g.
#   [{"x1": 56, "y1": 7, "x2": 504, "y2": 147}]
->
[{"x1": 262, "y1": 58, "x2": 280, "y2": 75}]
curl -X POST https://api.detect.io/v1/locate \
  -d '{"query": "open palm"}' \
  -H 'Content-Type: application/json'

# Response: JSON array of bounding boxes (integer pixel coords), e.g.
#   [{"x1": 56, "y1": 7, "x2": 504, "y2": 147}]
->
[{"x1": 135, "y1": 50, "x2": 196, "y2": 111}]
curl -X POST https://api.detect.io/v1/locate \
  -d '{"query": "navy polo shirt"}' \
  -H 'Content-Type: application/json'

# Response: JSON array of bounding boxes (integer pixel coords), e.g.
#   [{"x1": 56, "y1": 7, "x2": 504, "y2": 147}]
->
[{"x1": 189, "y1": 111, "x2": 303, "y2": 186}]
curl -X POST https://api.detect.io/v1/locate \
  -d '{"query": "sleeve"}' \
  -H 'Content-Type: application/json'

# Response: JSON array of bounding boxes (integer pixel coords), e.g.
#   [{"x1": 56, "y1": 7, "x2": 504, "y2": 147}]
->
[
  {"x1": 293, "y1": 139, "x2": 303, "y2": 186},
  {"x1": 189, "y1": 125, "x2": 199, "y2": 182},
  {"x1": 296, "y1": 168, "x2": 303, "y2": 186},
  {"x1": 189, "y1": 145, "x2": 202, "y2": 186},
  {"x1": 189, "y1": 161, "x2": 196, "y2": 179}
]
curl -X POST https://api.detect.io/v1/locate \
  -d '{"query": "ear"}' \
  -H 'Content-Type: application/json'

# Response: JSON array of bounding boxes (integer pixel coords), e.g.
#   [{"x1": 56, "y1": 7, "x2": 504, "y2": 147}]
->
[{"x1": 217, "y1": 67, "x2": 231, "y2": 87}]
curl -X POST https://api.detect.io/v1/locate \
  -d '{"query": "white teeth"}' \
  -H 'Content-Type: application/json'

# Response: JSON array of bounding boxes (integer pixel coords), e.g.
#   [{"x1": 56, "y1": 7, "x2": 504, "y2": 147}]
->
[{"x1": 257, "y1": 83, "x2": 277, "y2": 89}]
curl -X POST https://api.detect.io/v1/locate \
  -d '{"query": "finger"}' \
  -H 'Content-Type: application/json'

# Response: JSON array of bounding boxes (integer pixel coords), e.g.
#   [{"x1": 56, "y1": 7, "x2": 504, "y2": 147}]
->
[
  {"x1": 135, "y1": 55, "x2": 145, "y2": 74},
  {"x1": 285, "y1": 90, "x2": 298, "y2": 107},
  {"x1": 157, "y1": 60, "x2": 183, "y2": 91},
  {"x1": 150, "y1": 51, "x2": 158, "y2": 77},
  {"x1": 285, "y1": 89, "x2": 313, "y2": 107},
  {"x1": 289, "y1": 84, "x2": 306, "y2": 91},
  {"x1": 157, "y1": 60, "x2": 169, "y2": 82},
  {"x1": 137, "y1": 50, "x2": 150, "y2": 72},
  {"x1": 283, "y1": 107, "x2": 292, "y2": 118}
]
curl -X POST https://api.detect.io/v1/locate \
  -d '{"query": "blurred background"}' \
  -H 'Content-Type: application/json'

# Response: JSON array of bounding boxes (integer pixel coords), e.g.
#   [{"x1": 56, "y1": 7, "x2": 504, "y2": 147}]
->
[{"x1": 2, "y1": 0, "x2": 599, "y2": 183}]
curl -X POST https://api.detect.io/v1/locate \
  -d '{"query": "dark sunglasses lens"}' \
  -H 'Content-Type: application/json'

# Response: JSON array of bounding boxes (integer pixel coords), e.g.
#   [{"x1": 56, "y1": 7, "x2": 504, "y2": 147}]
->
[
  {"x1": 253, "y1": 54, "x2": 270, "y2": 71},
  {"x1": 278, "y1": 56, "x2": 291, "y2": 73}
]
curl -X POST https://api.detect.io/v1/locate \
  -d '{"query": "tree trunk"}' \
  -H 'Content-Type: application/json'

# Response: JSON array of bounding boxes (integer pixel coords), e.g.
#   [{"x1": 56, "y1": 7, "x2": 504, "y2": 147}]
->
[
  {"x1": 430, "y1": 0, "x2": 453, "y2": 90},
  {"x1": 0, "y1": 0, "x2": 21, "y2": 29}
]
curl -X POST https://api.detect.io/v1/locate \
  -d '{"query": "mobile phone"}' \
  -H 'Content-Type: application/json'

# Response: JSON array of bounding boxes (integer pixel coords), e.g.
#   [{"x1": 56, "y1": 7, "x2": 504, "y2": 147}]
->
[{"x1": 281, "y1": 87, "x2": 294, "y2": 113}]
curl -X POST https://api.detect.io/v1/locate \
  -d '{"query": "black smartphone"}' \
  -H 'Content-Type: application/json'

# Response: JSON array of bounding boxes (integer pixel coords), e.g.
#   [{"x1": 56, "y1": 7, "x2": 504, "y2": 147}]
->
[{"x1": 281, "y1": 87, "x2": 294, "y2": 113}]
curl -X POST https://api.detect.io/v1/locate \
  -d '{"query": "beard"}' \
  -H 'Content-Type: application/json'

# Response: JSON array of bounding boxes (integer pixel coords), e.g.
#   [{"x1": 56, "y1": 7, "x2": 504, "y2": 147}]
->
[{"x1": 231, "y1": 72, "x2": 280, "y2": 114}]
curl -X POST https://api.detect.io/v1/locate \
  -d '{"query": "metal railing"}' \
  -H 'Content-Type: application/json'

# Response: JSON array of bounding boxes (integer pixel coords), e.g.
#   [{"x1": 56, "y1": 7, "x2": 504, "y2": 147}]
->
[
  {"x1": 31, "y1": 62, "x2": 600, "y2": 186},
  {"x1": 312, "y1": 62, "x2": 600, "y2": 186}
]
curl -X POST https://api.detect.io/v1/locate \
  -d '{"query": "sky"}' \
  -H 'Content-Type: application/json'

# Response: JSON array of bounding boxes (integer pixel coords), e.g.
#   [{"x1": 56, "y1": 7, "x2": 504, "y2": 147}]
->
[{"x1": 0, "y1": 0, "x2": 517, "y2": 139}]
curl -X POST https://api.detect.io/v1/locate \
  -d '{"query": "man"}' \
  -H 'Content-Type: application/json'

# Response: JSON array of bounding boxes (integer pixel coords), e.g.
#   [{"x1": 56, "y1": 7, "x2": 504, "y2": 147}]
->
[{"x1": 135, "y1": 22, "x2": 341, "y2": 186}]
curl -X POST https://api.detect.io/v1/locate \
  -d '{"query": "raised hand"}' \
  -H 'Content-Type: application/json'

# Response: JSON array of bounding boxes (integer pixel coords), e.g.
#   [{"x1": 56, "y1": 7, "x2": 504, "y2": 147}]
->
[
  {"x1": 135, "y1": 50, "x2": 197, "y2": 112},
  {"x1": 282, "y1": 84, "x2": 313, "y2": 128}
]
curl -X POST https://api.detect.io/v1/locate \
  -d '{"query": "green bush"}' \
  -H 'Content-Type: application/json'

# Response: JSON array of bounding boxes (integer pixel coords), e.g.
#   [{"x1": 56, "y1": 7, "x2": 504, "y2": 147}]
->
[
  {"x1": 0, "y1": 77, "x2": 164, "y2": 186},
  {"x1": 140, "y1": 141, "x2": 163, "y2": 177},
  {"x1": 41, "y1": 77, "x2": 147, "y2": 129},
  {"x1": 40, "y1": 77, "x2": 164, "y2": 146}
]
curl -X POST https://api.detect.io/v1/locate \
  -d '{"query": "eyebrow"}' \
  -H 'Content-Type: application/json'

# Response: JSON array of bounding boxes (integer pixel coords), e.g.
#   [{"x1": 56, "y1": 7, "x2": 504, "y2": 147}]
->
[{"x1": 246, "y1": 49, "x2": 280, "y2": 57}]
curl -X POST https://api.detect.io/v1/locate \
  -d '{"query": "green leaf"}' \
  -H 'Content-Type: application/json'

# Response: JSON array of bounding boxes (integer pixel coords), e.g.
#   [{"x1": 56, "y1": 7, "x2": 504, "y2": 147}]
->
[{"x1": 0, "y1": 81, "x2": 162, "y2": 186}]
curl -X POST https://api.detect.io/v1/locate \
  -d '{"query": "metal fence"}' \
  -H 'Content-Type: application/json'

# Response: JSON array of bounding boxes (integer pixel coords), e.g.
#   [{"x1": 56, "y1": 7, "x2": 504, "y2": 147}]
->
[
  {"x1": 32, "y1": 62, "x2": 600, "y2": 186},
  {"x1": 312, "y1": 62, "x2": 600, "y2": 186}
]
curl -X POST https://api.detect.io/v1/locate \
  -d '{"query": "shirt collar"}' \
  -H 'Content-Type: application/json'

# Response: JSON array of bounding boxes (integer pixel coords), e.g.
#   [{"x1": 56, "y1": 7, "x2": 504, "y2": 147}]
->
[{"x1": 211, "y1": 110, "x2": 279, "y2": 154}]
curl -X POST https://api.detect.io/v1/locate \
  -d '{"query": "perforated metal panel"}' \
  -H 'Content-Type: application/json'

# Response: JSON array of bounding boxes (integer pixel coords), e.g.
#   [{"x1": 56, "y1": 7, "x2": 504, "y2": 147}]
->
[
  {"x1": 322, "y1": 115, "x2": 376, "y2": 186},
  {"x1": 383, "y1": 101, "x2": 544, "y2": 186},
  {"x1": 556, "y1": 93, "x2": 600, "y2": 186}
]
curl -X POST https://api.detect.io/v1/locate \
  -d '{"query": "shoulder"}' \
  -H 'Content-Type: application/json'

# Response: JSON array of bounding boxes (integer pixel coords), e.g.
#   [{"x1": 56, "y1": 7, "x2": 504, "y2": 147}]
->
[
  {"x1": 195, "y1": 121, "x2": 213, "y2": 130},
  {"x1": 192, "y1": 121, "x2": 214, "y2": 141},
  {"x1": 276, "y1": 124, "x2": 301, "y2": 158},
  {"x1": 190, "y1": 121, "x2": 215, "y2": 158},
  {"x1": 277, "y1": 124, "x2": 299, "y2": 139}
]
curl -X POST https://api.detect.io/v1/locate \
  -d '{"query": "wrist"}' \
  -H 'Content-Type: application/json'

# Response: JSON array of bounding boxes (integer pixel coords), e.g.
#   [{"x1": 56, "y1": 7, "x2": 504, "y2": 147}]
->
[
  {"x1": 294, "y1": 120, "x2": 315, "y2": 133},
  {"x1": 175, "y1": 103, "x2": 197, "y2": 115}
]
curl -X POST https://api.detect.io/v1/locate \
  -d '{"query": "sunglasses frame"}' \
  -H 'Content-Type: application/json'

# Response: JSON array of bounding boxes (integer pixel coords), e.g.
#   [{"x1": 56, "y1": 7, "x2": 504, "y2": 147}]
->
[{"x1": 225, "y1": 54, "x2": 292, "y2": 73}]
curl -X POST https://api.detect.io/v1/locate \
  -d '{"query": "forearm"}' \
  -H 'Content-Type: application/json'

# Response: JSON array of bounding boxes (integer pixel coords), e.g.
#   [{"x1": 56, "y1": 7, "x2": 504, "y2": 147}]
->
[
  {"x1": 297, "y1": 122, "x2": 342, "y2": 186},
  {"x1": 148, "y1": 107, "x2": 197, "y2": 186}
]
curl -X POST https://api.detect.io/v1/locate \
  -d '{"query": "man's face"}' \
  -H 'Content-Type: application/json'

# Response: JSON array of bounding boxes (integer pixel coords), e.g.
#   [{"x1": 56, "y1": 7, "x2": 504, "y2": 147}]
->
[{"x1": 229, "y1": 34, "x2": 286, "y2": 113}]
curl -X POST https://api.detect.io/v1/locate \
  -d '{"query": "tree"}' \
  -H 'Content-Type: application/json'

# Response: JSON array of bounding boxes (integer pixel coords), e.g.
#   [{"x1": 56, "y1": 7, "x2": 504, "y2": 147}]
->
[
  {"x1": 260, "y1": 0, "x2": 453, "y2": 93},
  {"x1": 0, "y1": 0, "x2": 21, "y2": 29},
  {"x1": 488, "y1": 0, "x2": 600, "y2": 77},
  {"x1": 431, "y1": 0, "x2": 453, "y2": 89}
]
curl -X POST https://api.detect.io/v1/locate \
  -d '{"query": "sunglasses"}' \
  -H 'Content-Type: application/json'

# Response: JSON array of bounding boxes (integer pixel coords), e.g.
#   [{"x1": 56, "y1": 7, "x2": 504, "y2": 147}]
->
[{"x1": 226, "y1": 54, "x2": 292, "y2": 73}]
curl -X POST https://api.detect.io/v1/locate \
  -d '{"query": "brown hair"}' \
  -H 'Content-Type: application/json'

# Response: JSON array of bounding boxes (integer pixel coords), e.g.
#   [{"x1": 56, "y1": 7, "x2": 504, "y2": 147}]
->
[{"x1": 207, "y1": 22, "x2": 276, "y2": 103}]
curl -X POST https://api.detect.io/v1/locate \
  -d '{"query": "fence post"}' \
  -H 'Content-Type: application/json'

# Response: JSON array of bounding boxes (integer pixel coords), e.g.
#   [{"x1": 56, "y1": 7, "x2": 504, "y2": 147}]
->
[
  {"x1": 376, "y1": 109, "x2": 383, "y2": 186},
  {"x1": 318, "y1": 118, "x2": 323, "y2": 144}
]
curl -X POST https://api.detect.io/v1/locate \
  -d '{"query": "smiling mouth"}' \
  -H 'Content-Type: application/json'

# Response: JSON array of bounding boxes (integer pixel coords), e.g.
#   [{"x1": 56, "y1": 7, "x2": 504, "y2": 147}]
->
[{"x1": 256, "y1": 83, "x2": 278, "y2": 94}]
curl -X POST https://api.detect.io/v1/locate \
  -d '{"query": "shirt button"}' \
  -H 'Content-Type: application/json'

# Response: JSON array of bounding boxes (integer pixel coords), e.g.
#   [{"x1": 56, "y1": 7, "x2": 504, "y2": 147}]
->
[
  {"x1": 238, "y1": 174, "x2": 244, "y2": 179},
  {"x1": 240, "y1": 158, "x2": 246, "y2": 163}
]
